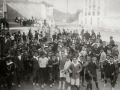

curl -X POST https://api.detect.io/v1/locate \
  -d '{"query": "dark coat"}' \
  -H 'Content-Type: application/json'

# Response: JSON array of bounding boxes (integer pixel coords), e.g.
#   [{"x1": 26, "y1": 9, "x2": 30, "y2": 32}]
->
[
  {"x1": 87, "y1": 61, "x2": 99, "y2": 77},
  {"x1": 104, "y1": 63, "x2": 115, "y2": 77},
  {"x1": 15, "y1": 55, "x2": 24, "y2": 71},
  {"x1": 31, "y1": 58, "x2": 39, "y2": 70},
  {"x1": 1, "y1": 38, "x2": 11, "y2": 54}
]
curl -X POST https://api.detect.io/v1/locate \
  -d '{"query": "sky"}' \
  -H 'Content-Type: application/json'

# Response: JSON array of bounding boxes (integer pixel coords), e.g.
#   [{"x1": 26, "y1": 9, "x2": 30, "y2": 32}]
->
[{"x1": 28, "y1": 0, "x2": 83, "y2": 14}]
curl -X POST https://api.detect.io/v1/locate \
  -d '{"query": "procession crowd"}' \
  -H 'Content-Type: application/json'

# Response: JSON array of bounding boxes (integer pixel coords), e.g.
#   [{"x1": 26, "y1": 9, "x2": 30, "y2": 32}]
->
[{"x1": 0, "y1": 25, "x2": 119, "y2": 90}]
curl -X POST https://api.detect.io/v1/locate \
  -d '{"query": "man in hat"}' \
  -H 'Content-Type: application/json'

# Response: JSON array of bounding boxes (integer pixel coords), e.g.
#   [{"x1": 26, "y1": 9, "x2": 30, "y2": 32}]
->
[{"x1": 109, "y1": 36, "x2": 115, "y2": 48}]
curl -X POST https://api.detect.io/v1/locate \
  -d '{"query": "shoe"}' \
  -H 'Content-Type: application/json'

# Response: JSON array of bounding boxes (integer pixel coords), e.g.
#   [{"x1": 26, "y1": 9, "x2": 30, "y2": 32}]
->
[
  {"x1": 104, "y1": 84, "x2": 106, "y2": 87},
  {"x1": 12, "y1": 83, "x2": 15, "y2": 86},
  {"x1": 97, "y1": 87, "x2": 100, "y2": 90},
  {"x1": 62, "y1": 86, "x2": 65, "y2": 90},
  {"x1": 101, "y1": 79, "x2": 104, "y2": 82},
  {"x1": 44, "y1": 83, "x2": 46, "y2": 87},
  {"x1": 33, "y1": 82, "x2": 35, "y2": 86},
  {"x1": 58, "y1": 86, "x2": 61, "y2": 89},
  {"x1": 18, "y1": 85, "x2": 21, "y2": 88},
  {"x1": 50, "y1": 84, "x2": 53, "y2": 88},
  {"x1": 112, "y1": 87, "x2": 114, "y2": 90},
  {"x1": 82, "y1": 84, "x2": 86, "y2": 87},
  {"x1": 41, "y1": 85, "x2": 44, "y2": 89},
  {"x1": 36, "y1": 83, "x2": 39, "y2": 86}
]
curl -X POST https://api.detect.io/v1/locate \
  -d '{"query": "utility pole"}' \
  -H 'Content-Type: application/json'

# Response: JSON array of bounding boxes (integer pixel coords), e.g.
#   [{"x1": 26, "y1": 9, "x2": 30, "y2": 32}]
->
[{"x1": 67, "y1": 0, "x2": 68, "y2": 21}]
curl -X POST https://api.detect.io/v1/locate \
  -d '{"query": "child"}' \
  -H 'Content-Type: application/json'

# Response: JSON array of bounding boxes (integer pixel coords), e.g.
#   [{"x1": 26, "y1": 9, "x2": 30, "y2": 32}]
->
[
  {"x1": 38, "y1": 53, "x2": 48, "y2": 89},
  {"x1": 99, "y1": 49, "x2": 106, "y2": 81},
  {"x1": 47, "y1": 53, "x2": 58, "y2": 88},
  {"x1": 63, "y1": 55, "x2": 71, "y2": 90},
  {"x1": 87, "y1": 55, "x2": 100, "y2": 90},
  {"x1": 6, "y1": 57, "x2": 15, "y2": 90},
  {"x1": 85, "y1": 56, "x2": 93, "y2": 90},
  {"x1": 79, "y1": 56, "x2": 85, "y2": 87},
  {"x1": 58, "y1": 50, "x2": 66, "y2": 90},
  {"x1": 114, "y1": 54, "x2": 120, "y2": 84},
  {"x1": 31, "y1": 51, "x2": 39, "y2": 86},
  {"x1": 104, "y1": 56, "x2": 116, "y2": 90},
  {"x1": 68, "y1": 56, "x2": 82, "y2": 90}
]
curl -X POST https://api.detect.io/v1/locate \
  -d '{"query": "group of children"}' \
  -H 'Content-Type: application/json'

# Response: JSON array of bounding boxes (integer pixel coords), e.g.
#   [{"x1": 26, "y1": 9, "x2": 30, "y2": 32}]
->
[{"x1": 0, "y1": 26, "x2": 120, "y2": 90}]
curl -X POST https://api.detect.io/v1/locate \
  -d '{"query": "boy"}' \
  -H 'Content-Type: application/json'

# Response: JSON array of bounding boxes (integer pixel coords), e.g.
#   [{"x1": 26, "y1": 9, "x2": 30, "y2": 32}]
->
[
  {"x1": 58, "y1": 50, "x2": 66, "y2": 90},
  {"x1": 31, "y1": 51, "x2": 39, "y2": 86},
  {"x1": 99, "y1": 49, "x2": 106, "y2": 81},
  {"x1": 87, "y1": 55, "x2": 99, "y2": 90},
  {"x1": 68, "y1": 56, "x2": 82, "y2": 90},
  {"x1": 47, "y1": 53, "x2": 58, "y2": 88},
  {"x1": 79, "y1": 56, "x2": 85, "y2": 87},
  {"x1": 15, "y1": 50, "x2": 24, "y2": 88},
  {"x1": 6, "y1": 57, "x2": 15, "y2": 90},
  {"x1": 114, "y1": 54, "x2": 120, "y2": 84},
  {"x1": 38, "y1": 53, "x2": 48, "y2": 89},
  {"x1": 104, "y1": 56, "x2": 116, "y2": 90},
  {"x1": 63, "y1": 55, "x2": 71, "y2": 90}
]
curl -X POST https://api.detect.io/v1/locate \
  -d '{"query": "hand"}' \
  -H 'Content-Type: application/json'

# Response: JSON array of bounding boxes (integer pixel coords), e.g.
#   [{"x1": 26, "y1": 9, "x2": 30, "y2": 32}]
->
[
  {"x1": 12, "y1": 72, "x2": 14, "y2": 75},
  {"x1": 111, "y1": 73, "x2": 114, "y2": 75},
  {"x1": 77, "y1": 71, "x2": 80, "y2": 73}
]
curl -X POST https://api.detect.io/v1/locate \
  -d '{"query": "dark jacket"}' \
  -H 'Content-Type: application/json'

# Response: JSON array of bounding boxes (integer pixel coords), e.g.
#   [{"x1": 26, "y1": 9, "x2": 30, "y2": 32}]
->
[
  {"x1": 15, "y1": 55, "x2": 24, "y2": 71},
  {"x1": 87, "y1": 61, "x2": 99, "y2": 77}
]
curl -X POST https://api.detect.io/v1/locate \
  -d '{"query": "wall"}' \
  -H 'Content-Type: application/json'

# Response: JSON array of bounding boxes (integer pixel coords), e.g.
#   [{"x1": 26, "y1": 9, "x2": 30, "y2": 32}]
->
[{"x1": 7, "y1": 3, "x2": 42, "y2": 19}]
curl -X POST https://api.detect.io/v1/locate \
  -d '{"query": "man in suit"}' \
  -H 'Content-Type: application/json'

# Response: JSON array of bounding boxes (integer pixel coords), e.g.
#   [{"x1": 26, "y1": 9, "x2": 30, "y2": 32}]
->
[
  {"x1": 15, "y1": 50, "x2": 24, "y2": 88},
  {"x1": 1, "y1": 33, "x2": 11, "y2": 56}
]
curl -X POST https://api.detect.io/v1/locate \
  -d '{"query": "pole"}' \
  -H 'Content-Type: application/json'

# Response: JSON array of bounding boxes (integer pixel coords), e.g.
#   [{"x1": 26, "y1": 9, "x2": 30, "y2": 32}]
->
[{"x1": 67, "y1": 0, "x2": 68, "y2": 20}]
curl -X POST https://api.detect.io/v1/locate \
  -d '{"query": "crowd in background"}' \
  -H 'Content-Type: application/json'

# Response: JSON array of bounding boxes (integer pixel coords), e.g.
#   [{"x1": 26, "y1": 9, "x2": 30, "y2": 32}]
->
[{"x1": 0, "y1": 25, "x2": 120, "y2": 90}]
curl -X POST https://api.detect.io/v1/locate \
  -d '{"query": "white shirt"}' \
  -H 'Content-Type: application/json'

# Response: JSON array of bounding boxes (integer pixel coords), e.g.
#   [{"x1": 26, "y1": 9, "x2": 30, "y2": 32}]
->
[
  {"x1": 38, "y1": 57, "x2": 48, "y2": 68},
  {"x1": 33, "y1": 56, "x2": 39, "y2": 61},
  {"x1": 18, "y1": 55, "x2": 21, "y2": 60},
  {"x1": 72, "y1": 61, "x2": 79, "y2": 67},
  {"x1": 11, "y1": 36, "x2": 14, "y2": 40},
  {"x1": 64, "y1": 60, "x2": 71, "y2": 70}
]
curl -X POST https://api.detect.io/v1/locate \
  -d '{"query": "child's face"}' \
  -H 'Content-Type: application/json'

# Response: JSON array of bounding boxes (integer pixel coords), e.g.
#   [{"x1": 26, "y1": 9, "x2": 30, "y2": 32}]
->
[
  {"x1": 115, "y1": 56, "x2": 118, "y2": 59},
  {"x1": 80, "y1": 57, "x2": 84, "y2": 61},
  {"x1": 110, "y1": 58, "x2": 113, "y2": 63},
  {"x1": 87, "y1": 57, "x2": 91, "y2": 61},
  {"x1": 73, "y1": 58, "x2": 77, "y2": 63},
  {"x1": 106, "y1": 56, "x2": 110, "y2": 60}
]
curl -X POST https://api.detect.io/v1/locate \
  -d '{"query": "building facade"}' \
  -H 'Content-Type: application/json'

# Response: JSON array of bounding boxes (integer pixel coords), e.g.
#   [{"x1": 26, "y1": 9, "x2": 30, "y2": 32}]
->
[
  {"x1": 79, "y1": 0, "x2": 105, "y2": 27},
  {"x1": 79, "y1": 0, "x2": 120, "y2": 29}
]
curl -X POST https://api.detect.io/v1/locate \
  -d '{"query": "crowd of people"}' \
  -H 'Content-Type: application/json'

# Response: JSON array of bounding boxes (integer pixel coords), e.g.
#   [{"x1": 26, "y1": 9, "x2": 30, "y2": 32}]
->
[
  {"x1": 0, "y1": 25, "x2": 120, "y2": 90},
  {"x1": 15, "y1": 17, "x2": 35, "y2": 26}
]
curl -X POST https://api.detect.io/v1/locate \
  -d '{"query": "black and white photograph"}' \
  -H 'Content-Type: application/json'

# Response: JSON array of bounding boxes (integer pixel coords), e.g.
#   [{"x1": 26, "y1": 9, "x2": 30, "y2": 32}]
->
[{"x1": 0, "y1": 0, "x2": 120, "y2": 90}]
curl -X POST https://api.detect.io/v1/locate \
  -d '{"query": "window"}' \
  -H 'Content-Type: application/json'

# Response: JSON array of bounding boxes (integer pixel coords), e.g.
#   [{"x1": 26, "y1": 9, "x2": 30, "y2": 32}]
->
[
  {"x1": 88, "y1": 12, "x2": 91, "y2": 15},
  {"x1": 97, "y1": 11, "x2": 100, "y2": 15}
]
